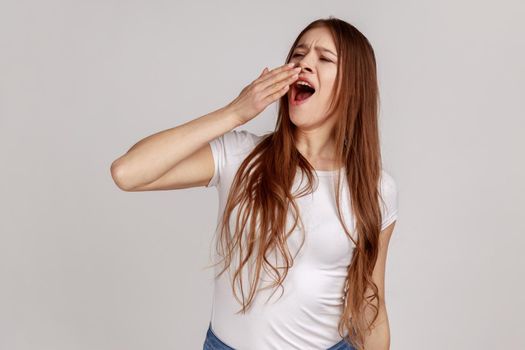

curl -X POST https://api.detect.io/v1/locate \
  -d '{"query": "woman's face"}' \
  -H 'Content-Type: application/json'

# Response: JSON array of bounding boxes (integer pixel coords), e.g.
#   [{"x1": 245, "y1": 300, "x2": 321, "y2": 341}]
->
[{"x1": 287, "y1": 26, "x2": 339, "y2": 128}]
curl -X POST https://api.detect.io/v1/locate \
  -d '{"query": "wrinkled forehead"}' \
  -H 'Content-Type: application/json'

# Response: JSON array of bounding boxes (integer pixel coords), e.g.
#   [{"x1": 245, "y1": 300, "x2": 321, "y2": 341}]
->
[{"x1": 294, "y1": 27, "x2": 337, "y2": 54}]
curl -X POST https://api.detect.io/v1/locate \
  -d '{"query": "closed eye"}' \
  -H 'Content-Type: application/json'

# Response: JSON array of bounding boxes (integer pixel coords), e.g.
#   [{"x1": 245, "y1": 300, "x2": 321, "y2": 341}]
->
[{"x1": 291, "y1": 53, "x2": 332, "y2": 63}]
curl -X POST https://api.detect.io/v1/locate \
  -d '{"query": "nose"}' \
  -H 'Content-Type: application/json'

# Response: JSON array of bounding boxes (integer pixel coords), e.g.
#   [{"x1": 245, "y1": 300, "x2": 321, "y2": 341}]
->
[{"x1": 296, "y1": 60, "x2": 313, "y2": 73}]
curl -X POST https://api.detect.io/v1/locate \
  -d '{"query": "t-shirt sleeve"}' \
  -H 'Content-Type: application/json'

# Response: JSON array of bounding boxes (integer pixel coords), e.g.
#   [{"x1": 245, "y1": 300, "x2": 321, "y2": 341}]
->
[
  {"x1": 206, "y1": 129, "x2": 260, "y2": 188},
  {"x1": 379, "y1": 170, "x2": 399, "y2": 231}
]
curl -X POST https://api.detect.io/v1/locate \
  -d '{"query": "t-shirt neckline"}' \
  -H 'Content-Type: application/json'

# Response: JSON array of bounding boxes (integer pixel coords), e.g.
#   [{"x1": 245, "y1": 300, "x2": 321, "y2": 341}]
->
[{"x1": 313, "y1": 167, "x2": 344, "y2": 176}]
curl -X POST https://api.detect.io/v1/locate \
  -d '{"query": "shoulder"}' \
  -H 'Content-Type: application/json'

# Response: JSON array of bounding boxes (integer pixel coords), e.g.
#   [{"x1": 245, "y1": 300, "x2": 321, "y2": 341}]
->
[
  {"x1": 379, "y1": 169, "x2": 397, "y2": 196},
  {"x1": 210, "y1": 129, "x2": 265, "y2": 156},
  {"x1": 206, "y1": 129, "x2": 266, "y2": 188},
  {"x1": 228, "y1": 129, "x2": 265, "y2": 149},
  {"x1": 379, "y1": 169, "x2": 399, "y2": 230}
]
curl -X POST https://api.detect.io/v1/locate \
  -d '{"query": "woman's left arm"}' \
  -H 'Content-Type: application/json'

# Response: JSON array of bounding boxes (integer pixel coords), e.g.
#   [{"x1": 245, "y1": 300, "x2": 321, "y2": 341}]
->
[{"x1": 363, "y1": 220, "x2": 397, "y2": 350}]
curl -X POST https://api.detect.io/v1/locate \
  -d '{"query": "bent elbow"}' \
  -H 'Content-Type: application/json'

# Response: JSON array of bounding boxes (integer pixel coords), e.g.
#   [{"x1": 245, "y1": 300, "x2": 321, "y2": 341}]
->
[{"x1": 110, "y1": 160, "x2": 134, "y2": 191}]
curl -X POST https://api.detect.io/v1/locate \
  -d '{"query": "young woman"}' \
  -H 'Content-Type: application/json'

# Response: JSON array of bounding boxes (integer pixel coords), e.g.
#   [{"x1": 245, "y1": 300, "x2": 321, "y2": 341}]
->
[{"x1": 111, "y1": 17, "x2": 397, "y2": 350}]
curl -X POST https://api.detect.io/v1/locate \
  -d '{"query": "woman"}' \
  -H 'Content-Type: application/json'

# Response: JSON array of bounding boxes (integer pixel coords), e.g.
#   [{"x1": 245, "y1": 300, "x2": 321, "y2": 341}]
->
[{"x1": 111, "y1": 16, "x2": 397, "y2": 350}]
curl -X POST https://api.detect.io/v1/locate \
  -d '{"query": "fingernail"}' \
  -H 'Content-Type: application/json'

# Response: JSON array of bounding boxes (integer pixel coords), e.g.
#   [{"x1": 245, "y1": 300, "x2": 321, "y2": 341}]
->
[{"x1": 287, "y1": 62, "x2": 295, "y2": 67}]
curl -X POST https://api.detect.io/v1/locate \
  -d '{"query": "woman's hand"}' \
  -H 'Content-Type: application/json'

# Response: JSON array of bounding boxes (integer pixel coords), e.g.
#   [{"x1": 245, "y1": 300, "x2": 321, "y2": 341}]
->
[{"x1": 226, "y1": 62, "x2": 301, "y2": 125}]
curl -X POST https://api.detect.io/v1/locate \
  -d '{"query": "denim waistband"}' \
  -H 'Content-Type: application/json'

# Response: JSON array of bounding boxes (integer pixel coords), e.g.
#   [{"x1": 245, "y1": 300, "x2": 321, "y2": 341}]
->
[{"x1": 203, "y1": 323, "x2": 357, "y2": 350}]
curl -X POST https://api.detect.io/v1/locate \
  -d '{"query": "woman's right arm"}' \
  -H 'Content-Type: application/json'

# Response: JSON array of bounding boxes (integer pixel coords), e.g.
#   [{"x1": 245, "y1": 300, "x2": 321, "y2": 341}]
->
[
  {"x1": 110, "y1": 63, "x2": 300, "y2": 191},
  {"x1": 110, "y1": 105, "x2": 242, "y2": 191}
]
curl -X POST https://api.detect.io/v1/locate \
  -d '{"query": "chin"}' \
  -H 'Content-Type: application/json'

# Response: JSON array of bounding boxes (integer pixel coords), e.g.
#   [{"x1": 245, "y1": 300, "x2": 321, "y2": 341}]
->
[
  {"x1": 287, "y1": 111, "x2": 304, "y2": 126},
  {"x1": 288, "y1": 111, "x2": 316, "y2": 128}
]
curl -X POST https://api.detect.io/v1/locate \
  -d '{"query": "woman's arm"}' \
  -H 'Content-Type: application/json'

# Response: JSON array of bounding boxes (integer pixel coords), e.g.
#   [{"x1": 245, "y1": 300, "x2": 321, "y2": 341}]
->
[
  {"x1": 110, "y1": 105, "x2": 241, "y2": 191},
  {"x1": 110, "y1": 63, "x2": 298, "y2": 191},
  {"x1": 363, "y1": 220, "x2": 396, "y2": 350}
]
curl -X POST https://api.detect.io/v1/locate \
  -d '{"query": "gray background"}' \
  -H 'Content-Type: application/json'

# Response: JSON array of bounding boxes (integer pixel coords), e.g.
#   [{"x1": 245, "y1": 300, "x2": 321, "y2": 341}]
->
[{"x1": 1, "y1": 0, "x2": 524, "y2": 349}]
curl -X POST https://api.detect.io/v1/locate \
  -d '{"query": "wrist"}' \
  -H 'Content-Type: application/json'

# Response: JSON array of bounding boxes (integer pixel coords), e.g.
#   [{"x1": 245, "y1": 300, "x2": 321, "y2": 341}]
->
[{"x1": 221, "y1": 104, "x2": 244, "y2": 128}]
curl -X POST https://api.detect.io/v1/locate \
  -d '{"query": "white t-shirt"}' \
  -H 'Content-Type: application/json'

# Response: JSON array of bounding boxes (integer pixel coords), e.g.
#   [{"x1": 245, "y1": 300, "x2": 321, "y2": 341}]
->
[{"x1": 206, "y1": 129, "x2": 398, "y2": 350}]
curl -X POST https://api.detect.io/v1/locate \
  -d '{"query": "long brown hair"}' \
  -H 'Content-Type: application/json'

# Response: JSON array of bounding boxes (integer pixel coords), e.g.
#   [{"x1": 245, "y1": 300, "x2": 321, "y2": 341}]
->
[{"x1": 207, "y1": 17, "x2": 385, "y2": 350}]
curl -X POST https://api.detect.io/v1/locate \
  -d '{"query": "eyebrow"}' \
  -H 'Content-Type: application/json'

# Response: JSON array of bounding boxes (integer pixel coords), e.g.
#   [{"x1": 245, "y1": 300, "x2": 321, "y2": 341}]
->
[{"x1": 294, "y1": 43, "x2": 337, "y2": 57}]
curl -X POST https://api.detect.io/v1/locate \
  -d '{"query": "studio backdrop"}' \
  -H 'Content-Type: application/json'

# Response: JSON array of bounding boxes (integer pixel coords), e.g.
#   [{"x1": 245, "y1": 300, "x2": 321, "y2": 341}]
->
[{"x1": 1, "y1": 1, "x2": 523, "y2": 349}]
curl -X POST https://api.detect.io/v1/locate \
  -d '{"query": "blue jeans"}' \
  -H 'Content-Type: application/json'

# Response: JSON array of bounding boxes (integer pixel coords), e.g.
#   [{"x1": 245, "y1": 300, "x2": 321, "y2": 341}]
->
[{"x1": 203, "y1": 323, "x2": 357, "y2": 350}]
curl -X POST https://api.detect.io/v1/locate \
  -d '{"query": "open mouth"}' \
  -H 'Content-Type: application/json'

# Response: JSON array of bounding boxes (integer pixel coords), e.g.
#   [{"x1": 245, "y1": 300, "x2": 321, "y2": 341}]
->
[{"x1": 291, "y1": 81, "x2": 316, "y2": 105}]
